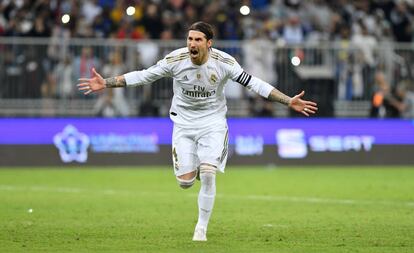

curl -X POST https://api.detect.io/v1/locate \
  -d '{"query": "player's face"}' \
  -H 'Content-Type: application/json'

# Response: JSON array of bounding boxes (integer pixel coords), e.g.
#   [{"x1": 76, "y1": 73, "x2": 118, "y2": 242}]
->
[{"x1": 187, "y1": 30, "x2": 212, "y2": 65}]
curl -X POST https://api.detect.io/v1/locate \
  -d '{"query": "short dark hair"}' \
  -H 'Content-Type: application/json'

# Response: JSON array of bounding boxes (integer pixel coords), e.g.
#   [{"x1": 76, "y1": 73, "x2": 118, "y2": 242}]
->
[{"x1": 188, "y1": 22, "x2": 214, "y2": 40}]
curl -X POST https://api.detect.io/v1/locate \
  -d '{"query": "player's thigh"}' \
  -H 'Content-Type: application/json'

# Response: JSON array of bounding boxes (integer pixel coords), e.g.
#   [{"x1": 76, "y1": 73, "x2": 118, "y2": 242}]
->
[
  {"x1": 197, "y1": 123, "x2": 228, "y2": 167},
  {"x1": 172, "y1": 126, "x2": 199, "y2": 176}
]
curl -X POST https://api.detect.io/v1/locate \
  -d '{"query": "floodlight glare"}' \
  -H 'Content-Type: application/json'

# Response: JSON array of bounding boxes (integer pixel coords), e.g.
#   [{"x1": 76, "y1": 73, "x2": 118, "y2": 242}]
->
[
  {"x1": 240, "y1": 5, "x2": 250, "y2": 16},
  {"x1": 126, "y1": 6, "x2": 136, "y2": 16},
  {"x1": 61, "y1": 14, "x2": 70, "y2": 24},
  {"x1": 291, "y1": 56, "x2": 301, "y2": 66}
]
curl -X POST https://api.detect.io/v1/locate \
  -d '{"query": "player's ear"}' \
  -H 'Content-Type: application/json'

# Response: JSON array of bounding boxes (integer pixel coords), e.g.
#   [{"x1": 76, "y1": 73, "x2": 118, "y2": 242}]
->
[{"x1": 207, "y1": 39, "x2": 212, "y2": 49}]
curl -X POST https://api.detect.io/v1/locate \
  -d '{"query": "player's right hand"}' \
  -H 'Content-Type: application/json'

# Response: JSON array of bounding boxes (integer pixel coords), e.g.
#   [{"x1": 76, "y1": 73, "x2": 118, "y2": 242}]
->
[{"x1": 77, "y1": 68, "x2": 105, "y2": 95}]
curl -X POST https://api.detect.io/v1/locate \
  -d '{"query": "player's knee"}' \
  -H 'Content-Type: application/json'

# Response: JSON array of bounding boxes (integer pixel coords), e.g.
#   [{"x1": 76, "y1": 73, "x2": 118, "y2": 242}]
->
[
  {"x1": 199, "y1": 163, "x2": 216, "y2": 176},
  {"x1": 176, "y1": 172, "x2": 197, "y2": 189},
  {"x1": 177, "y1": 177, "x2": 195, "y2": 189},
  {"x1": 179, "y1": 183, "x2": 193, "y2": 189},
  {"x1": 199, "y1": 163, "x2": 216, "y2": 181}
]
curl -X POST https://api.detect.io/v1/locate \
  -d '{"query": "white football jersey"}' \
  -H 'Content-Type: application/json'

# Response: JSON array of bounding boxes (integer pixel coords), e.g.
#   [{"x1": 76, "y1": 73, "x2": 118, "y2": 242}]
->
[{"x1": 124, "y1": 47, "x2": 274, "y2": 126}]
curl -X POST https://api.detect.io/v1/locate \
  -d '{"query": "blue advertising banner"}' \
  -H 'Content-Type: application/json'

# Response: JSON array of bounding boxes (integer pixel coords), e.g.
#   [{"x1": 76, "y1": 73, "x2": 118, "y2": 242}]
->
[
  {"x1": 1, "y1": 118, "x2": 413, "y2": 145},
  {"x1": 0, "y1": 118, "x2": 413, "y2": 166}
]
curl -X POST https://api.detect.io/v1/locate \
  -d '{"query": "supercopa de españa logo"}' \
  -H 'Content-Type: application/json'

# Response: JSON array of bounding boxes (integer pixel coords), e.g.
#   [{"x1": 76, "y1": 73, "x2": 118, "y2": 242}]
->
[{"x1": 54, "y1": 125, "x2": 90, "y2": 163}]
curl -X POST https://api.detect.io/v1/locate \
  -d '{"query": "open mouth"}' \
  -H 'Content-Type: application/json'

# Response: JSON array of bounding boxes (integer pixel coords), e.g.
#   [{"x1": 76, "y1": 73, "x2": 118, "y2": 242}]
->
[{"x1": 190, "y1": 49, "x2": 199, "y2": 57}]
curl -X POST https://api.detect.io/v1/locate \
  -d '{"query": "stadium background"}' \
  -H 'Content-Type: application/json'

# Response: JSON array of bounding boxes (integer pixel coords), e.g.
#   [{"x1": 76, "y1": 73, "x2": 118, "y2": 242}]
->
[
  {"x1": 0, "y1": 1, "x2": 414, "y2": 252},
  {"x1": 0, "y1": 0, "x2": 413, "y2": 166}
]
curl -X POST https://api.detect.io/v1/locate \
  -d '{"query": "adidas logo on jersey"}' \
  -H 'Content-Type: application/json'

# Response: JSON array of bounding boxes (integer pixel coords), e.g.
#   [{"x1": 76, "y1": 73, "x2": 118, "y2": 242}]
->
[{"x1": 183, "y1": 75, "x2": 189, "y2": 81}]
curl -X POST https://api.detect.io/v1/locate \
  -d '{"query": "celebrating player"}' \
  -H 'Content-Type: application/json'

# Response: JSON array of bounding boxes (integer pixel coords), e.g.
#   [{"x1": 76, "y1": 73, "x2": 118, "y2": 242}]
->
[{"x1": 77, "y1": 21, "x2": 318, "y2": 241}]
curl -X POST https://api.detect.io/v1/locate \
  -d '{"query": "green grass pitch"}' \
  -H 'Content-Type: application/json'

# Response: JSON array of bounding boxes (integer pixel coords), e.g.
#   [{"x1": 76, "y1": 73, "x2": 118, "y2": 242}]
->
[{"x1": 0, "y1": 166, "x2": 413, "y2": 253}]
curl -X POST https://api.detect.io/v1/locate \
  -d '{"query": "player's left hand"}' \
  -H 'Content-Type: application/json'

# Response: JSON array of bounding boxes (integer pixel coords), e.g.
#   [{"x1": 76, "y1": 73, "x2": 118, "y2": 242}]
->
[{"x1": 289, "y1": 91, "x2": 318, "y2": 116}]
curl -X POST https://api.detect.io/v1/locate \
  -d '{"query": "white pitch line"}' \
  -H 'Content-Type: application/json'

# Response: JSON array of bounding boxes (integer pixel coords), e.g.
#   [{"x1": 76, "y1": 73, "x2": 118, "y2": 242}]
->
[{"x1": 1, "y1": 184, "x2": 413, "y2": 208}]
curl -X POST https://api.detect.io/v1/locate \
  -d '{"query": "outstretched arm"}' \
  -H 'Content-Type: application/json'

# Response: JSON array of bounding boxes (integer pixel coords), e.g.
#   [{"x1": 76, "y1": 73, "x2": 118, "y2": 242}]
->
[
  {"x1": 77, "y1": 57, "x2": 171, "y2": 95},
  {"x1": 268, "y1": 89, "x2": 318, "y2": 116},
  {"x1": 77, "y1": 68, "x2": 126, "y2": 95},
  {"x1": 229, "y1": 66, "x2": 318, "y2": 116}
]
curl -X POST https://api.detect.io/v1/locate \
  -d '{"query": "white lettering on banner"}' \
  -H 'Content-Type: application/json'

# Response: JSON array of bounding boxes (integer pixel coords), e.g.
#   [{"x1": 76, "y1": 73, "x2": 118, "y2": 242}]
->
[
  {"x1": 327, "y1": 136, "x2": 342, "y2": 152},
  {"x1": 54, "y1": 124, "x2": 160, "y2": 164},
  {"x1": 276, "y1": 129, "x2": 376, "y2": 159},
  {"x1": 309, "y1": 135, "x2": 375, "y2": 152},
  {"x1": 276, "y1": 129, "x2": 308, "y2": 159},
  {"x1": 235, "y1": 135, "x2": 264, "y2": 156},
  {"x1": 90, "y1": 134, "x2": 159, "y2": 153}
]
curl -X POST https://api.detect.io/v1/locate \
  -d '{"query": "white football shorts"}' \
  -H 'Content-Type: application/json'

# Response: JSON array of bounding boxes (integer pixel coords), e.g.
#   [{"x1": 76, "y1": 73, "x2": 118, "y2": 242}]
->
[{"x1": 171, "y1": 120, "x2": 229, "y2": 177}]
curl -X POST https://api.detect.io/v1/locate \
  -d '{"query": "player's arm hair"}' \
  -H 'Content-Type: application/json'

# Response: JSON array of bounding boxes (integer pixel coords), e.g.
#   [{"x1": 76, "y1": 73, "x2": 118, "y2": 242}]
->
[
  {"x1": 268, "y1": 88, "x2": 292, "y2": 106},
  {"x1": 104, "y1": 75, "x2": 126, "y2": 88}
]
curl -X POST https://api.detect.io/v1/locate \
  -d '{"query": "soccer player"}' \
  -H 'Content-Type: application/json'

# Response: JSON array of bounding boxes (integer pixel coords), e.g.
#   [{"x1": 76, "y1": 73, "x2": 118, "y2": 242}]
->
[{"x1": 77, "y1": 21, "x2": 318, "y2": 241}]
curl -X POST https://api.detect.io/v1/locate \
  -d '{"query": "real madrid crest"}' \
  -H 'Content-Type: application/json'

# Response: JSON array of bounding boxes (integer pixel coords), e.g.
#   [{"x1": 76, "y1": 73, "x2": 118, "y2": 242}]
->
[
  {"x1": 210, "y1": 73, "x2": 218, "y2": 84},
  {"x1": 197, "y1": 73, "x2": 201, "y2": 79}
]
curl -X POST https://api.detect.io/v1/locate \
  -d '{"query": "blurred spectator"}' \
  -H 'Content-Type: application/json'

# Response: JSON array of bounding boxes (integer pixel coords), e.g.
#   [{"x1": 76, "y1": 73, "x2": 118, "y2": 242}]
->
[
  {"x1": 303, "y1": 0, "x2": 332, "y2": 36},
  {"x1": 99, "y1": 0, "x2": 115, "y2": 9},
  {"x1": 161, "y1": 10, "x2": 184, "y2": 38},
  {"x1": 22, "y1": 46, "x2": 45, "y2": 98},
  {"x1": 95, "y1": 50, "x2": 129, "y2": 117},
  {"x1": 389, "y1": 0, "x2": 413, "y2": 42},
  {"x1": 92, "y1": 8, "x2": 113, "y2": 38},
  {"x1": 351, "y1": 22, "x2": 377, "y2": 68},
  {"x1": 47, "y1": 24, "x2": 71, "y2": 63},
  {"x1": 351, "y1": 21, "x2": 377, "y2": 99},
  {"x1": 110, "y1": 0, "x2": 125, "y2": 25},
  {"x1": 27, "y1": 14, "x2": 51, "y2": 37},
  {"x1": 370, "y1": 71, "x2": 406, "y2": 118},
  {"x1": 53, "y1": 55, "x2": 74, "y2": 99},
  {"x1": 141, "y1": 3, "x2": 163, "y2": 39},
  {"x1": 116, "y1": 19, "x2": 145, "y2": 39},
  {"x1": 72, "y1": 46, "x2": 101, "y2": 86},
  {"x1": 0, "y1": 3, "x2": 6, "y2": 36},
  {"x1": 182, "y1": 4, "x2": 198, "y2": 30},
  {"x1": 242, "y1": 37, "x2": 276, "y2": 85},
  {"x1": 82, "y1": 0, "x2": 102, "y2": 25},
  {"x1": 137, "y1": 41, "x2": 159, "y2": 68},
  {"x1": 395, "y1": 81, "x2": 414, "y2": 118},
  {"x1": 95, "y1": 94, "x2": 117, "y2": 117},
  {"x1": 335, "y1": 24, "x2": 352, "y2": 100},
  {"x1": 281, "y1": 13, "x2": 307, "y2": 45},
  {"x1": 160, "y1": 29, "x2": 173, "y2": 40},
  {"x1": 403, "y1": 90, "x2": 414, "y2": 118},
  {"x1": 2, "y1": 50, "x2": 24, "y2": 98},
  {"x1": 370, "y1": 71, "x2": 391, "y2": 118},
  {"x1": 74, "y1": 15, "x2": 94, "y2": 37},
  {"x1": 371, "y1": 9, "x2": 393, "y2": 40},
  {"x1": 385, "y1": 84, "x2": 406, "y2": 118}
]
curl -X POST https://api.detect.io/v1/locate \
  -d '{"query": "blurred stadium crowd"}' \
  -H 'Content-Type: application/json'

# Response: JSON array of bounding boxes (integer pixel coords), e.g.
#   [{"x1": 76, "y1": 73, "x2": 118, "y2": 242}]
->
[
  {"x1": 0, "y1": 0, "x2": 414, "y2": 118},
  {"x1": 1, "y1": 0, "x2": 414, "y2": 41}
]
